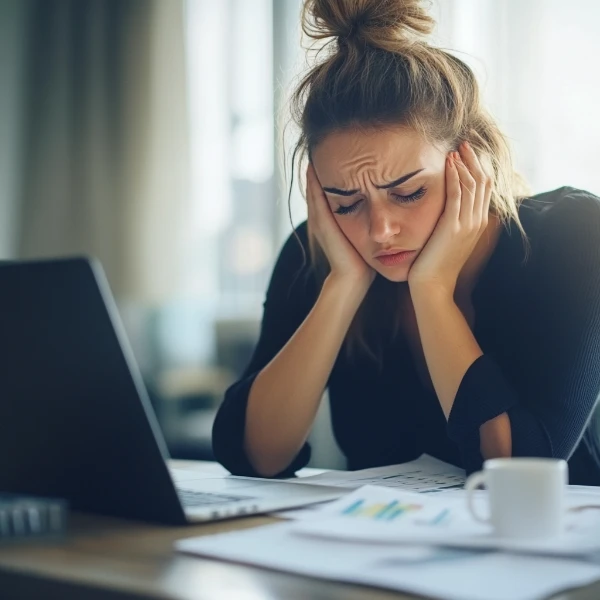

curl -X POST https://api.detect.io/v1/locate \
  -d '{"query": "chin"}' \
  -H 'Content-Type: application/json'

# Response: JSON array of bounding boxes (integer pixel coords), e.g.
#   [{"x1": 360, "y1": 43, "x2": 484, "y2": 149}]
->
[{"x1": 374, "y1": 267, "x2": 410, "y2": 283}]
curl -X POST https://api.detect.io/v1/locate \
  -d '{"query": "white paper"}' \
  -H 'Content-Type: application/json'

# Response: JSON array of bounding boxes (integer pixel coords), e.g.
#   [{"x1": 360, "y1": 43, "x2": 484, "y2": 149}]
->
[
  {"x1": 289, "y1": 485, "x2": 600, "y2": 558},
  {"x1": 297, "y1": 454, "x2": 465, "y2": 493},
  {"x1": 169, "y1": 462, "x2": 330, "y2": 484},
  {"x1": 274, "y1": 454, "x2": 464, "y2": 519},
  {"x1": 175, "y1": 521, "x2": 600, "y2": 600}
]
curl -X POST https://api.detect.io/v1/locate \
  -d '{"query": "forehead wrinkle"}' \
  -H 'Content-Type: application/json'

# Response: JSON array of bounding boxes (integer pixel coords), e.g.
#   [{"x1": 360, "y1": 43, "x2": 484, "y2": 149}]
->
[{"x1": 337, "y1": 154, "x2": 414, "y2": 192}]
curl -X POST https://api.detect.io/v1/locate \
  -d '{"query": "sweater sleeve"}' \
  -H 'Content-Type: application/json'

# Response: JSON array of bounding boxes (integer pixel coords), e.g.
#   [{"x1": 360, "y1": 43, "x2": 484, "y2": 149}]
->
[
  {"x1": 447, "y1": 189, "x2": 600, "y2": 474},
  {"x1": 212, "y1": 222, "x2": 317, "y2": 477}
]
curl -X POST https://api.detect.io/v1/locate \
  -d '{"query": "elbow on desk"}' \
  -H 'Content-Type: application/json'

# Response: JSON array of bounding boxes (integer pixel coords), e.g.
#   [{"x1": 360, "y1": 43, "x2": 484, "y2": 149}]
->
[
  {"x1": 211, "y1": 425, "x2": 289, "y2": 479},
  {"x1": 242, "y1": 437, "x2": 295, "y2": 479}
]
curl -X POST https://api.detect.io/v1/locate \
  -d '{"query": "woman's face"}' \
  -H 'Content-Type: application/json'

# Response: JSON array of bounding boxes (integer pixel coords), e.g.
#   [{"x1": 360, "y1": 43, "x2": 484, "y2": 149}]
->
[{"x1": 311, "y1": 126, "x2": 449, "y2": 282}]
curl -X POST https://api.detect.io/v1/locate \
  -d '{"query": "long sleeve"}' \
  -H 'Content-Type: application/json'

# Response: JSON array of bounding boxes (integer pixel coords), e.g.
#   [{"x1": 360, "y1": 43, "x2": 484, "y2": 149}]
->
[
  {"x1": 212, "y1": 222, "x2": 317, "y2": 477},
  {"x1": 447, "y1": 189, "x2": 600, "y2": 474}
]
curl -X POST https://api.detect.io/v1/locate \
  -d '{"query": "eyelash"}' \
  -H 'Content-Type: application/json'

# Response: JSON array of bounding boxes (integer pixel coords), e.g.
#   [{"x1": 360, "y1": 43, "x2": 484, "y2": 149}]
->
[{"x1": 334, "y1": 186, "x2": 427, "y2": 216}]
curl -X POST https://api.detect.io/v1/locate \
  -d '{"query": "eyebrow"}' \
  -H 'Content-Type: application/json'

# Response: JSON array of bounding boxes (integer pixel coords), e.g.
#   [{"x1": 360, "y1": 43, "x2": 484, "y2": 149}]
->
[{"x1": 322, "y1": 169, "x2": 425, "y2": 197}]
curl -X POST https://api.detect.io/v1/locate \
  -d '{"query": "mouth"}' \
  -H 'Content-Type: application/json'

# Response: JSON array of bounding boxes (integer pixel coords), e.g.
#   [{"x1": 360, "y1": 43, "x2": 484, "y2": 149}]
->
[{"x1": 374, "y1": 250, "x2": 417, "y2": 267}]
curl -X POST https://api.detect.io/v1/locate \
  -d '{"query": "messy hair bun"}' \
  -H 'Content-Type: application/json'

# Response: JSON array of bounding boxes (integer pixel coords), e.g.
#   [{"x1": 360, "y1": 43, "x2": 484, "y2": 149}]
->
[{"x1": 302, "y1": 0, "x2": 436, "y2": 52}]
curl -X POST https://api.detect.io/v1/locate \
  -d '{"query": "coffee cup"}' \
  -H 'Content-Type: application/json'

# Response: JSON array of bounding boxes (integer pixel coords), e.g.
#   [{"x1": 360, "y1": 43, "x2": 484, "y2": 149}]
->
[{"x1": 464, "y1": 457, "x2": 568, "y2": 539}]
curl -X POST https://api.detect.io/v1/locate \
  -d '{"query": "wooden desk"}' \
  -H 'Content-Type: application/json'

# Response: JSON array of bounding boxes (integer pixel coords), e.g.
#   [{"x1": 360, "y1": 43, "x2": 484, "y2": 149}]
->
[{"x1": 0, "y1": 461, "x2": 599, "y2": 600}]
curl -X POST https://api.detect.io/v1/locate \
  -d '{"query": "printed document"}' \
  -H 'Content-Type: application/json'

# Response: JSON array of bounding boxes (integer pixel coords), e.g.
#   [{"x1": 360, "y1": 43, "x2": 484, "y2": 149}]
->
[
  {"x1": 296, "y1": 454, "x2": 465, "y2": 493},
  {"x1": 290, "y1": 484, "x2": 600, "y2": 558},
  {"x1": 175, "y1": 520, "x2": 600, "y2": 600}
]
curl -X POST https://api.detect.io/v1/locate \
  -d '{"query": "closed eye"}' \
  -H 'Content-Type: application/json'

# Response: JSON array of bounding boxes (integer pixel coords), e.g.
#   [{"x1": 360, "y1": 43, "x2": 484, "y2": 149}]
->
[
  {"x1": 334, "y1": 186, "x2": 427, "y2": 216},
  {"x1": 391, "y1": 186, "x2": 427, "y2": 204},
  {"x1": 334, "y1": 199, "x2": 363, "y2": 215}
]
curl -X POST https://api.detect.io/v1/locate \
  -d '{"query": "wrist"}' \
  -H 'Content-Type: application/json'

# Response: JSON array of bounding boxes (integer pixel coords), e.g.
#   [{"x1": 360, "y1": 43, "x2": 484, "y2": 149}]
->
[
  {"x1": 409, "y1": 279, "x2": 455, "y2": 306},
  {"x1": 324, "y1": 272, "x2": 371, "y2": 303}
]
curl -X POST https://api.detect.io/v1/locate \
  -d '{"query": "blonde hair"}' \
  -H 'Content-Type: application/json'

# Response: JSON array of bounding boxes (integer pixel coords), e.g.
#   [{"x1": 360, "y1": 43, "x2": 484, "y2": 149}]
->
[{"x1": 288, "y1": 0, "x2": 530, "y2": 363}]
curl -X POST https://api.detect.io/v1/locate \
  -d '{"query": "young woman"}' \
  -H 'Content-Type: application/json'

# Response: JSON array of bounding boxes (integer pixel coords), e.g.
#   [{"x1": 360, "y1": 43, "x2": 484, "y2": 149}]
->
[{"x1": 212, "y1": 0, "x2": 600, "y2": 484}]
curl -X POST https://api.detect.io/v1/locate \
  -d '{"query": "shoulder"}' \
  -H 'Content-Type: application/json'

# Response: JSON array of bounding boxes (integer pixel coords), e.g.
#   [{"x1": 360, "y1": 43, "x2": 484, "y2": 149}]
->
[
  {"x1": 515, "y1": 188, "x2": 600, "y2": 299},
  {"x1": 273, "y1": 220, "x2": 311, "y2": 280},
  {"x1": 520, "y1": 187, "x2": 600, "y2": 252},
  {"x1": 279, "y1": 220, "x2": 309, "y2": 260},
  {"x1": 521, "y1": 186, "x2": 600, "y2": 233},
  {"x1": 266, "y1": 220, "x2": 317, "y2": 304}
]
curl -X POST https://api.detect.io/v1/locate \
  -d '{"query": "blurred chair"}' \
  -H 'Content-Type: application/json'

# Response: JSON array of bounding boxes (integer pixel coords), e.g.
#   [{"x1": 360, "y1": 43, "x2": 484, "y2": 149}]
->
[
  {"x1": 214, "y1": 318, "x2": 261, "y2": 379},
  {"x1": 157, "y1": 365, "x2": 234, "y2": 460},
  {"x1": 155, "y1": 318, "x2": 260, "y2": 460}
]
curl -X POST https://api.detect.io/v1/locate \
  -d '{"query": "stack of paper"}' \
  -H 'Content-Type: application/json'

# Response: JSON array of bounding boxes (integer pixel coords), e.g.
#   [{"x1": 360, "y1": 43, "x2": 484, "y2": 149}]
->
[
  {"x1": 276, "y1": 454, "x2": 465, "y2": 520},
  {"x1": 175, "y1": 459, "x2": 600, "y2": 599},
  {"x1": 297, "y1": 454, "x2": 466, "y2": 493},
  {"x1": 290, "y1": 485, "x2": 600, "y2": 558},
  {"x1": 176, "y1": 518, "x2": 600, "y2": 600}
]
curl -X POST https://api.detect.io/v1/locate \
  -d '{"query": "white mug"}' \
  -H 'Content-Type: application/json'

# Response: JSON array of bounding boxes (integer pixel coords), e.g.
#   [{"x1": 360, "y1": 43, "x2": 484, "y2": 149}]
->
[{"x1": 464, "y1": 457, "x2": 568, "y2": 539}]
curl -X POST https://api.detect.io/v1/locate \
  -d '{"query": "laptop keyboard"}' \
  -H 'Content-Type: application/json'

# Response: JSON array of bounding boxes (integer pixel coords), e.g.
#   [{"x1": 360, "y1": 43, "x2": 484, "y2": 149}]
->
[{"x1": 178, "y1": 489, "x2": 254, "y2": 507}]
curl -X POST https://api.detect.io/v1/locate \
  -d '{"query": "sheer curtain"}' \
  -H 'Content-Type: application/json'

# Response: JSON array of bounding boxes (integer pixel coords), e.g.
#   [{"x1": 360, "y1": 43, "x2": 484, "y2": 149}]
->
[
  {"x1": 166, "y1": 0, "x2": 276, "y2": 371},
  {"x1": 184, "y1": 0, "x2": 276, "y2": 319},
  {"x1": 432, "y1": 0, "x2": 600, "y2": 196},
  {"x1": 9, "y1": 0, "x2": 190, "y2": 303}
]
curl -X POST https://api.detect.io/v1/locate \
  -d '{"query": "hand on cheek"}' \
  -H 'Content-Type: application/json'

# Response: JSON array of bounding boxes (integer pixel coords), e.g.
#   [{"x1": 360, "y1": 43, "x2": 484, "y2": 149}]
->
[
  {"x1": 407, "y1": 141, "x2": 492, "y2": 296},
  {"x1": 306, "y1": 164, "x2": 375, "y2": 290}
]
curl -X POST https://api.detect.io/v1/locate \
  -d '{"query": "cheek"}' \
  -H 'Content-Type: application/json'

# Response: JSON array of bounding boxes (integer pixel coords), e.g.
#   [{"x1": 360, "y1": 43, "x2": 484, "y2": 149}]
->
[
  {"x1": 416, "y1": 192, "x2": 446, "y2": 238},
  {"x1": 335, "y1": 217, "x2": 368, "y2": 252}
]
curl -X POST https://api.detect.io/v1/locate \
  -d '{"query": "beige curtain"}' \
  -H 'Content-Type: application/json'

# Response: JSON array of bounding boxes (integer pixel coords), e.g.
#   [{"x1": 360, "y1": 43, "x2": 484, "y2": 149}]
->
[{"x1": 15, "y1": 0, "x2": 190, "y2": 303}]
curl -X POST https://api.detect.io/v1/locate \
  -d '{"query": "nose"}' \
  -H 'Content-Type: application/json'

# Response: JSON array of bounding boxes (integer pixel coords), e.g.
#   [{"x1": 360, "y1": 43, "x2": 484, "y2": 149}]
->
[{"x1": 369, "y1": 201, "x2": 401, "y2": 244}]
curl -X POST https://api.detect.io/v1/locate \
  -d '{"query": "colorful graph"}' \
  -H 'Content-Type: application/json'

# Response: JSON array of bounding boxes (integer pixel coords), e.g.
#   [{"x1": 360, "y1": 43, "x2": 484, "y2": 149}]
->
[{"x1": 339, "y1": 499, "x2": 423, "y2": 521}]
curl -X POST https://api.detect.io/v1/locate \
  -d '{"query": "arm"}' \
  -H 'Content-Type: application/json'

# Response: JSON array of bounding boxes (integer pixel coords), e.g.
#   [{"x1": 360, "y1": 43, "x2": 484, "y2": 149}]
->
[
  {"x1": 407, "y1": 142, "x2": 510, "y2": 465},
  {"x1": 211, "y1": 223, "x2": 324, "y2": 478},
  {"x1": 244, "y1": 273, "x2": 367, "y2": 477},
  {"x1": 414, "y1": 191, "x2": 600, "y2": 473},
  {"x1": 409, "y1": 286, "x2": 512, "y2": 462},
  {"x1": 243, "y1": 163, "x2": 375, "y2": 477},
  {"x1": 213, "y1": 165, "x2": 374, "y2": 478},
  {"x1": 409, "y1": 286, "x2": 483, "y2": 420}
]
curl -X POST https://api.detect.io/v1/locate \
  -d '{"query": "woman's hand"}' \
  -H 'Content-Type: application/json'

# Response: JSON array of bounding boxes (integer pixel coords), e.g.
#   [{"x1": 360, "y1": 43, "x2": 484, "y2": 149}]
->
[
  {"x1": 307, "y1": 163, "x2": 375, "y2": 291},
  {"x1": 407, "y1": 141, "x2": 492, "y2": 297}
]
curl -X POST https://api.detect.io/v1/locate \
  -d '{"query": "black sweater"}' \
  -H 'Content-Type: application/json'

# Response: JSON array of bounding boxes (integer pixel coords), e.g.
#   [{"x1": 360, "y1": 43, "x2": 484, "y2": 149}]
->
[{"x1": 212, "y1": 187, "x2": 600, "y2": 484}]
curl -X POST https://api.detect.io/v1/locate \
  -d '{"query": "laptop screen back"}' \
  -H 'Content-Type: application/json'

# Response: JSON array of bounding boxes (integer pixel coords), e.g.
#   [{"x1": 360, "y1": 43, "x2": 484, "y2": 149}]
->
[{"x1": 0, "y1": 258, "x2": 186, "y2": 524}]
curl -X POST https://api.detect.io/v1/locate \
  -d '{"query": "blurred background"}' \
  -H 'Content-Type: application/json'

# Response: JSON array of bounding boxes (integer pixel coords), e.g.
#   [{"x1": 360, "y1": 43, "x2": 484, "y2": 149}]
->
[{"x1": 0, "y1": 0, "x2": 599, "y2": 469}]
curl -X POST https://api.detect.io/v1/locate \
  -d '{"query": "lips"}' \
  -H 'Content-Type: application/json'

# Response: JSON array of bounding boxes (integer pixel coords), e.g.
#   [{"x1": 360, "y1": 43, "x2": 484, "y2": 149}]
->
[
  {"x1": 374, "y1": 248, "x2": 412, "y2": 258},
  {"x1": 375, "y1": 250, "x2": 417, "y2": 266}
]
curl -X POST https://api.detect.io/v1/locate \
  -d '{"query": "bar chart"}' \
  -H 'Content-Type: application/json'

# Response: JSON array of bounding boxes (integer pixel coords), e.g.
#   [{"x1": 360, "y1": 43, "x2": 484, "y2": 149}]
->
[{"x1": 340, "y1": 498, "x2": 423, "y2": 521}]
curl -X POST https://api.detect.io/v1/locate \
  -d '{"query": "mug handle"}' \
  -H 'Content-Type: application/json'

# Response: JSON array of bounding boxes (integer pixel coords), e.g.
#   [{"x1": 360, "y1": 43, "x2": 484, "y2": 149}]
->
[{"x1": 464, "y1": 470, "x2": 490, "y2": 524}]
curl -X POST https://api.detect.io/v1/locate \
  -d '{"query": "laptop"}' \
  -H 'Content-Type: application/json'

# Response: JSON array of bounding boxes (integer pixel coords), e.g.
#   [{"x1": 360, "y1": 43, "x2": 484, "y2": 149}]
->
[{"x1": 0, "y1": 258, "x2": 344, "y2": 525}]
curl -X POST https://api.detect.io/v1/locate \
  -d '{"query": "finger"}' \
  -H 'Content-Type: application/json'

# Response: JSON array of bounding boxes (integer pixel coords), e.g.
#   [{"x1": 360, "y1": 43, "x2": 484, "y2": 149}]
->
[
  {"x1": 306, "y1": 163, "x2": 318, "y2": 199},
  {"x1": 307, "y1": 163, "x2": 335, "y2": 226},
  {"x1": 445, "y1": 154, "x2": 461, "y2": 221},
  {"x1": 307, "y1": 164, "x2": 325, "y2": 212},
  {"x1": 482, "y1": 177, "x2": 492, "y2": 227},
  {"x1": 458, "y1": 142, "x2": 488, "y2": 225},
  {"x1": 453, "y1": 151, "x2": 476, "y2": 224},
  {"x1": 307, "y1": 164, "x2": 325, "y2": 203},
  {"x1": 306, "y1": 165, "x2": 316, "y2": 222},
  {"x1": 459, "y1": 142, "x2": 488, "y2": 187}
]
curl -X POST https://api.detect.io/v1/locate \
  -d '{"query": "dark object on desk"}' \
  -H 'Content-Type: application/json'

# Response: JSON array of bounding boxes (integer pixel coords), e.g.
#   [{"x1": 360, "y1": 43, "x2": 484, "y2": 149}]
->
[
  {"x1": 0, "y1": 493, "x2": 67, "y2": 542},
  {"x1": 0, "y1": 258, "x2": 186, "y2": 525},
  {"x1": 0, "y1": 258, "x2": 343, "y2": 526}
]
